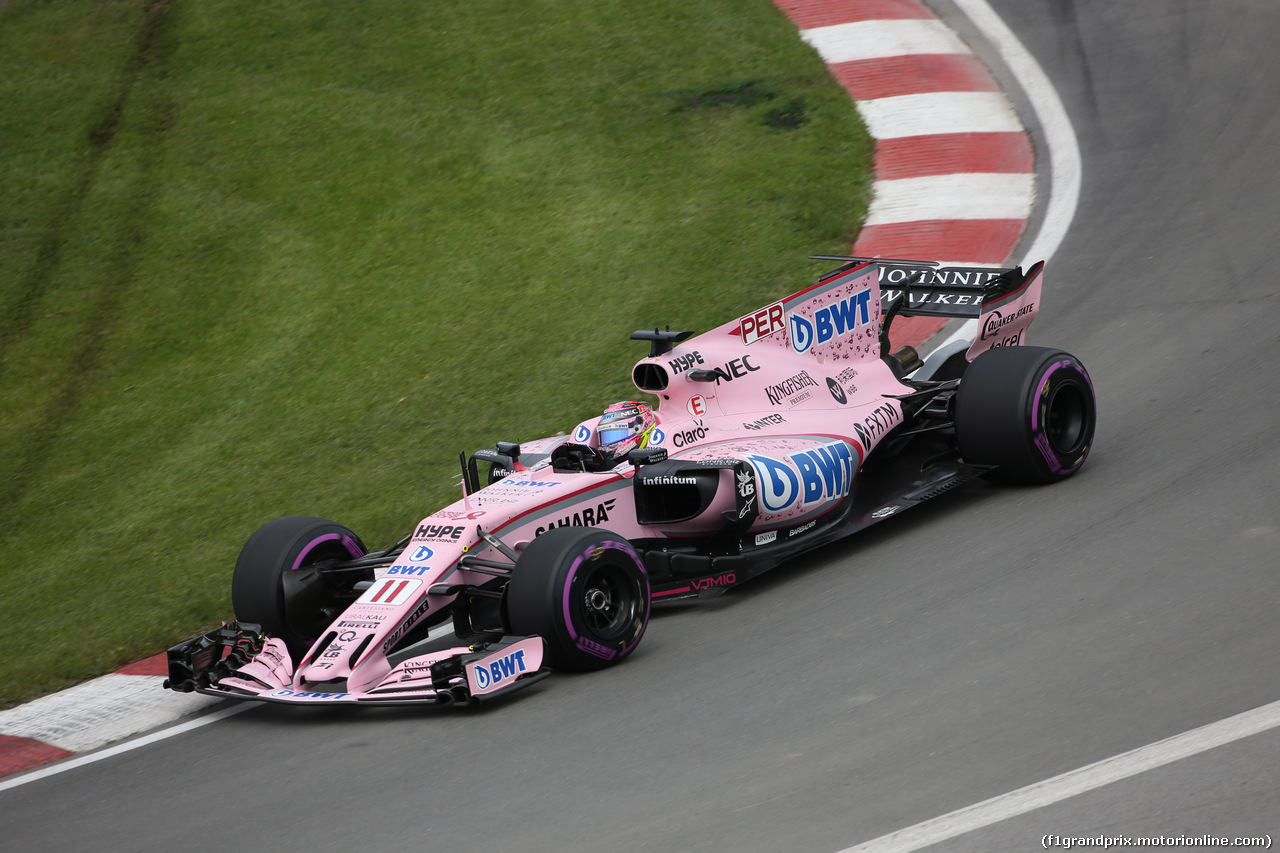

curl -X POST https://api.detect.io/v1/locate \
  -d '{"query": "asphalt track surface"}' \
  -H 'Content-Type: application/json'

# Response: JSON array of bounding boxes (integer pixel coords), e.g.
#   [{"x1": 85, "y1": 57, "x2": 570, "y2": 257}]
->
[{"x1": 4, "y1": 2, "x2": 1280, "y2": 851}]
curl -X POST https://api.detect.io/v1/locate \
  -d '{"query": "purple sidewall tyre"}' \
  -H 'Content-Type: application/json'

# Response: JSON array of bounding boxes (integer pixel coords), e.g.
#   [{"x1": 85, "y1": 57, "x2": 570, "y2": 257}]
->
[
  {"x1": 955, "y1": 346, "x2": 1096, "y2": 484},
  {"x1": 232, "y1": 516, "x2": 367, "y2": 659},
  {"x1": 507, "y1": 527, "x2": 650, "y2": 671}
]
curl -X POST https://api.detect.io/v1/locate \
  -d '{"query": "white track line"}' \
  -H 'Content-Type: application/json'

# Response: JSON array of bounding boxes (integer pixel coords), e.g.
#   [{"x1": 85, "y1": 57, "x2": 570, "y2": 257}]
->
[
  {"x1": 835, "y1": 698, "x2": 1280, "y2": 853},
  {"x1": 842, "y1": 5, "x2": 1214, "y2": 851},
  {"x1": 953, "y1": 0, "x2": 1081, "y2": 267},
  {"x1": 919, "y1": 0, "x2": 1082, "y2": 358}
]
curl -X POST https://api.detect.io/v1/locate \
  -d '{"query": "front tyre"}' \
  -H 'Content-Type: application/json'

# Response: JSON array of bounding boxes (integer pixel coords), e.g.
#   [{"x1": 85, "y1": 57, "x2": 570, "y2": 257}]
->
[
  {"x1": 231, "y1": 516, "x2": 367, "y2": 658},
  {"x1": 954, "y1": 346, "x2": 1096, "y2": 484},
  {"x1": 506, "y1": 527, "x2": 650, "y2": 671}
]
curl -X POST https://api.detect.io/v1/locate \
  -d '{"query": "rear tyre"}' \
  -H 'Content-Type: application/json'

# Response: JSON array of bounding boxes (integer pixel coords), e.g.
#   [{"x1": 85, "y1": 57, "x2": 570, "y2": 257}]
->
[
  {"x1": 954, "y1": 346, "x2": 1096, "y2": 484},
  {"x1": 231, "y1": 516, "x2": 367, "y2": 658},
  {"x1": 506, "y1": 527, "x2": 649, "y2": 671}
]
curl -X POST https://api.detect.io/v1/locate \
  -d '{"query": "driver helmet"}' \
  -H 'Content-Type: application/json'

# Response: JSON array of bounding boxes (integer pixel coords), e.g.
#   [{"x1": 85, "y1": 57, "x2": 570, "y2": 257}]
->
[{"x1": 597, "y1": 401, "x2": 657, "y2": 461}]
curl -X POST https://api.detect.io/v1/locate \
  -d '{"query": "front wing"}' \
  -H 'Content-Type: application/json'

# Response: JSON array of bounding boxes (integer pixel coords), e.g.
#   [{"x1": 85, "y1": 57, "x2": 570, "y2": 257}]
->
[{"x1": 164, "y1": 622, "x2": 550, "y2": 706}]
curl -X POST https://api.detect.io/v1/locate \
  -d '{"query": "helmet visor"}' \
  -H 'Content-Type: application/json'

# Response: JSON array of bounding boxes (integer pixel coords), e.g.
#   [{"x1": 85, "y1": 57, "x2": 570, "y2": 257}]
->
[{"x1": 599, "y1": 424, "x2": 641, "y2": 446}]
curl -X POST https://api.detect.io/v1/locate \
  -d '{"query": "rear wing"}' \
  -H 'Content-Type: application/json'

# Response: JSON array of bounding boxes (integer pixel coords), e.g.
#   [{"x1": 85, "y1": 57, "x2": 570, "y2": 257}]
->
[
  {"x1": 812, "y1": 255, "x2": 1018, "y2": 319},
  {"x1": 810, "y1": 255, "x2": 1045, "y2": 360}
]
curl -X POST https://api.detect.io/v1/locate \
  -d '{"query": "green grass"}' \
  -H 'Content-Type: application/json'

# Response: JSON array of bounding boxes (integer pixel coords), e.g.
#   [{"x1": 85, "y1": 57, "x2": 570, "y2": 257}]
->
[{"x1": 0, "y1": 0, "x2": 873, "y2": 708}]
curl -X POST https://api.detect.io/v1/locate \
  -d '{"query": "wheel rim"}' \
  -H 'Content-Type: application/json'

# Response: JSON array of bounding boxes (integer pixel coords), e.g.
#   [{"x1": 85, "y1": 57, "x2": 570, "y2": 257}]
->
[
  {"x1": 580, "y1": 561, "x2": 640, "y2": 640},
  {"x1": 1044, "y1": 381, "x2": 1089, "y2": 455}
]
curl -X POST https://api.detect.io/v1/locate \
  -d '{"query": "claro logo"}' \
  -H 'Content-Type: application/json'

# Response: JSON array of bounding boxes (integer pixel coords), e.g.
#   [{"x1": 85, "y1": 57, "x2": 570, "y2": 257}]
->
[{"x1": 671, "y1": 420, "x2": 709, "y2": 448}]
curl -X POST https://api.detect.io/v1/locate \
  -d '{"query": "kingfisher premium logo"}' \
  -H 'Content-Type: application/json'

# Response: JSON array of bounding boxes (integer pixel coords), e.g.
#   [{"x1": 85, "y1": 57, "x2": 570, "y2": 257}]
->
[{"x1": 764, "y1": 371, "x2": 818, "y2": 407}]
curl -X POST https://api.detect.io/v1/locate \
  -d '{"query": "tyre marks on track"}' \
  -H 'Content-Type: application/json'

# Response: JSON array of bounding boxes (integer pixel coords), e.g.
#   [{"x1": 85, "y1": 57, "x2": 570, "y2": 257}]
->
[{"x1": 0, "y1": 0, "x2": 179, "y2": 518}]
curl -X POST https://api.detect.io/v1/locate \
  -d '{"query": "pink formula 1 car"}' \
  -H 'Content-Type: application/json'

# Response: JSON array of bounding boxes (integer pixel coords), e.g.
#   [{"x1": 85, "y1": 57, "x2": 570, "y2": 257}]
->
[{"x1": 166, "y1": 256, "x2": 1096, "y2": 706}]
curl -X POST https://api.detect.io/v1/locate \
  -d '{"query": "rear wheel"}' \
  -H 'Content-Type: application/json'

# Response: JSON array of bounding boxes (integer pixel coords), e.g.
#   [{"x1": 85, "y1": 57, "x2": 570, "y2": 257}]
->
[
  {"x1": 506, "y1": 527, "x2": 649, "y2": 671},
  {"x1": 954, "y1": 346, "x2": 1096, "y2": 484},
  {"x1": 231, "y1": 516, "x2": 367, "y2": 658}
]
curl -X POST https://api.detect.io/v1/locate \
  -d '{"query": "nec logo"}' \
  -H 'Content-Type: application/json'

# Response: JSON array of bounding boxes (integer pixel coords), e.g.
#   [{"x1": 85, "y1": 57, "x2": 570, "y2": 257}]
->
[
  {"x1": 707, "y1": 355, "x2": 760, "y2": 385},
  {"x1": 739, "y1": 301, "x2": 785, "y2": 344},
  {"x1": 790, "y1": 289, "x2": 873, "y2": 353}
]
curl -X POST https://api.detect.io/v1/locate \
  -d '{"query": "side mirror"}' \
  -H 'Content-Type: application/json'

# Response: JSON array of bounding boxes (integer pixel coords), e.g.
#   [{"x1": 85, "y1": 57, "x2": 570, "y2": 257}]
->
[{"x1": 626, "y1": 447, "x2": 668, "y2": 467}]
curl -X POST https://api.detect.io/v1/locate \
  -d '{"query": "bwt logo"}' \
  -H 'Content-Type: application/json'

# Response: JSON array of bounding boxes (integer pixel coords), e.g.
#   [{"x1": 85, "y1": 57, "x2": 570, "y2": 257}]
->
[
  {"x1": 789, "y1": 289, "x2": 873, "y2": 353},
  {"x1": 270, "y1": 689, "x2": 350, "y2": 700},
  {"x1": 747, "y1": 441, "x2": 855, "y2": 512},
  {"x1": 386, "y1": 564, "x2": 432, "y2": 576},
  {"x1": 471, "y1": 649, "x2": 528, "y2": 690},
  {"x1": 408, "y1": 545, "x2": 434, "y2": 563}
]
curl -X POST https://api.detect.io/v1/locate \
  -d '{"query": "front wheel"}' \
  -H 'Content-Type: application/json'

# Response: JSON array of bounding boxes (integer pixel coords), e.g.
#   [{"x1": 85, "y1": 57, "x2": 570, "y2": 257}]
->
[
  {"x1": 231, "y1": 516, "x2": 367, "y2": 658},
  {"x1": 954, "y1": 346, "x2": 1096, "y2": 484},
  {"x1": 506, "y1": 527, "x2": 650, "y2": 671}
]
